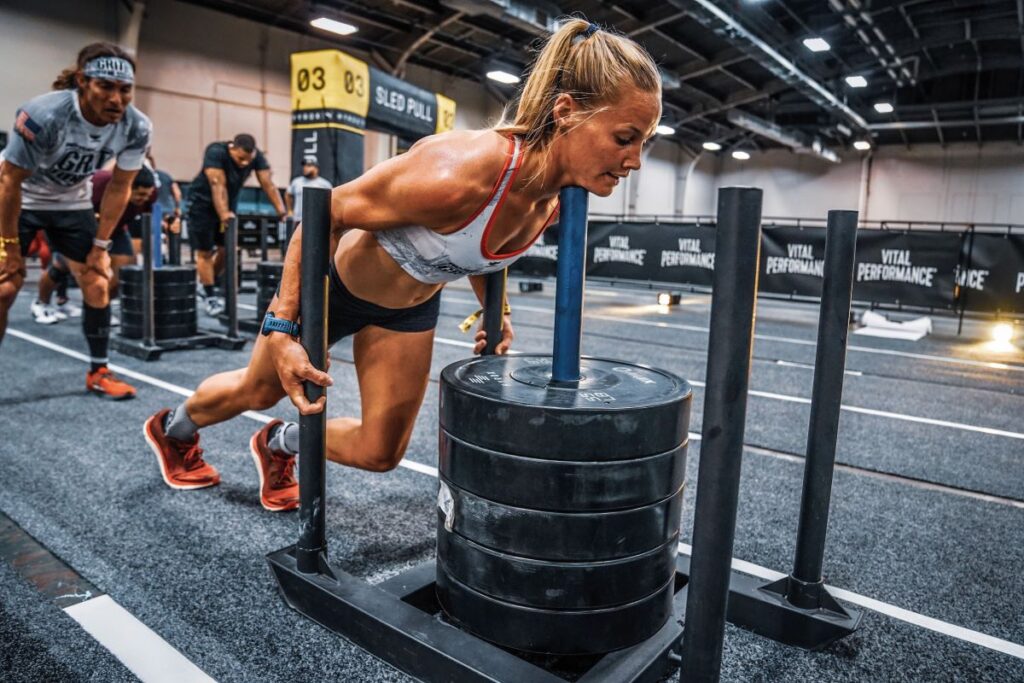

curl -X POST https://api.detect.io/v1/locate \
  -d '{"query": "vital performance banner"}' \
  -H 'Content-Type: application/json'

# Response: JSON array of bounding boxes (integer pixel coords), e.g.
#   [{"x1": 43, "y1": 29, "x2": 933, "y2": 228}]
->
[
  {"x1": 955, "y1": 233, "x2": 1024, "y2": 314},
  {"x1": 852, "y1": 230, "x2": 961, "y2": 309},
  {"x1": 289, "y1": 50, "x2": 456, "y2": 185},
  {"x1": 512, "y1": 220, "x2": 1024, "y2": 315},
  {"x1": 759, "y1": 226, "x2": 827, "y2": 297}
]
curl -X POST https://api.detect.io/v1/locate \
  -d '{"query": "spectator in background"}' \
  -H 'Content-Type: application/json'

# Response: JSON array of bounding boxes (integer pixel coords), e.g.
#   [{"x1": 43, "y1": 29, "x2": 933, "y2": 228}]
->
[
  {"x1": 186, "y1": 133, "x2": 286, "y2": 316},
  {"x1": 148, "y1": 153, "x2": 181, "y2": 235},
  {"x1": 285, "y1": 157, "x2": 332, "y2": 221}
]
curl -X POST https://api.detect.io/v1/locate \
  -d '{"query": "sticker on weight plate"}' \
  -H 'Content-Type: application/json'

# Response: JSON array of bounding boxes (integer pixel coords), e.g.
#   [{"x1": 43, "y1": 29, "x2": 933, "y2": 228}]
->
[
  {"x1": 579, "y1": 391, "x2": 616, "y2": 403},
  {"x1": 437, "y1": 481, "x2": 455, "y2": 531},
  {"x1": 613, "y1": 366, "x2": 657, "y2": 385}
]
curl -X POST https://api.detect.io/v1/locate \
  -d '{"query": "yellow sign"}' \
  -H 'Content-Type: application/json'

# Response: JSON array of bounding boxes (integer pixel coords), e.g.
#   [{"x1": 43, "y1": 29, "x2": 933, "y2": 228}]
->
[
  {"x1": 290, "y1": 50, "x2": 370, "y2": 116},
  {"x1": 435, "y1": 93, "x2": 457, "y2": 134}
]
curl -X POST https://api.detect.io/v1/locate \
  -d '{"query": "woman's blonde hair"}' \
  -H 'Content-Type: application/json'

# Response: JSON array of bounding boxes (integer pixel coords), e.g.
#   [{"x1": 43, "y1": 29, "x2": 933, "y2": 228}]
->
[{"x1": 495, "y1": 18, "x2": 661, "y2": 150}]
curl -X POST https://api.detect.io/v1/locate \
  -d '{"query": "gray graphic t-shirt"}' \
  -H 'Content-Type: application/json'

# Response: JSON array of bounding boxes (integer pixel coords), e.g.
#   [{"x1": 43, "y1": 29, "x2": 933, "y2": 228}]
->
[{"x1": 1, "y1": 90, "x2": 152, "y2": 210}]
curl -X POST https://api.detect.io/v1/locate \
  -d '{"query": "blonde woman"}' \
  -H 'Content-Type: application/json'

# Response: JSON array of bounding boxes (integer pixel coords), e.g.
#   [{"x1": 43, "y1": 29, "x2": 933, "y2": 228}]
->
[{"x1": 144, "y1": 19, "x2": 662, "y2": 511}]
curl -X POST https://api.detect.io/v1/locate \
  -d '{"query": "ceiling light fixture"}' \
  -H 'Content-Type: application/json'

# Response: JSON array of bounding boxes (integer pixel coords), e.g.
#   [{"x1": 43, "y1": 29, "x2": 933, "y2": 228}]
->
[
  {"x1": 310, "y1": 17, "x2": 358, "y2": 36},
  {"x1": 655, "y1": 124, "x2": 676, "y2": 135},
  {"x1": 803, "y1": 37, "x2": 831, "y2": 52},
  {"x1": 731, "y1": 150, "x2": 751, "y2": 160},
  {"x1": 874, "y1": 102, "x2": 894, "y2": 114},
  {"x1": 486, "y1": 70, "x2": 520, "y2": 85},
  {"x1": 702, "y1": 141, "x2": 722, "y2": 151},
  {"x1": 853, "y1": 140, "x2": 871, "y2": 150},
  {"x1": 845, "y1": 75, "x2": 868, "y2": 88}
]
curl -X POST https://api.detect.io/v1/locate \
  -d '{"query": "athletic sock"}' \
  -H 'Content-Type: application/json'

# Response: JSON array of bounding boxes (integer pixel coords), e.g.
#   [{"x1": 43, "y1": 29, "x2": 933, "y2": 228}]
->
[
  {"x1": 82, "y1": 303, "x2": 111, "y2": 373},
  {"x1": 164, "y1": 404, "x2": 199, "y2": 441},
  {"x1": 268, "y1": 421, "x2": 299, "y2": 455},
  {"x1": 202, "y1": 283, "x2": 216, "y2": 299}
]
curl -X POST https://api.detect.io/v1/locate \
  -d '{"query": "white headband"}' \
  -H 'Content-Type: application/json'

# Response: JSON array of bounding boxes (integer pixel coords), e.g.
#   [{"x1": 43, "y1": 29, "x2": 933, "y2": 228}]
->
[{"x1": 82, "y1": 56, "x2": 134, "y2": 84}]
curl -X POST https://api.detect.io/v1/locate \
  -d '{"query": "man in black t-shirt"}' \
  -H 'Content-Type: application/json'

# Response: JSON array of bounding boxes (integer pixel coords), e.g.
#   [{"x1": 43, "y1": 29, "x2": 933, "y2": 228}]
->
[{"x1": 186, "y1": 133, "x2": 285, "y2": 315}]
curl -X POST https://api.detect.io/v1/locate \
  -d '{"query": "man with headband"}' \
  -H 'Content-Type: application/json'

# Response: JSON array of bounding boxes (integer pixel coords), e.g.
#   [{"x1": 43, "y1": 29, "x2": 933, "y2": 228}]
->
[{"x1": 0, "y1": 42, "x2": 152, "y2": 399}]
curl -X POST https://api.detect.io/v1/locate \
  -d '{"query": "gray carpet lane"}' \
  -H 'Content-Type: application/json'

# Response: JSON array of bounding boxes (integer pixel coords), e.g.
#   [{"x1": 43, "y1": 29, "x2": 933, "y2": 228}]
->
[
  {"x1": 0, "y1": 561, "x2": 137, "y2": 683},
  {"x1": 2, "y1": 326, "x2": 1023, "y2": 681}
]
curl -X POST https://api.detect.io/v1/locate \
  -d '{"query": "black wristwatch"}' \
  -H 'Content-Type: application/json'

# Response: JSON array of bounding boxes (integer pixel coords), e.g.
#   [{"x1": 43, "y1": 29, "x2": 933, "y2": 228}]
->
[{"x1": 261, "y1": 311, "x2": 300, "y2": 337}]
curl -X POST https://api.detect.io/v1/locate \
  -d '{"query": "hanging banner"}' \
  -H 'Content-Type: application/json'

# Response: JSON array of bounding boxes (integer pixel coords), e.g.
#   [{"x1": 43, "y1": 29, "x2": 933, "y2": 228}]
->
[
  {"x1": 955, "y1": 233, "x2": 1024, "y2": 315},
  {"x1": 759, "y1": 226, "x2": 827, "y2": 297},
  {"x1": 290, "y1": 50, "x2": 458, "y2": 186},
  {"x1": 290, "y1": 50, "x2": 369, "y2": 186},
  {"x1": 653, "y1": 224, "x2": 717, "y2": 288}
]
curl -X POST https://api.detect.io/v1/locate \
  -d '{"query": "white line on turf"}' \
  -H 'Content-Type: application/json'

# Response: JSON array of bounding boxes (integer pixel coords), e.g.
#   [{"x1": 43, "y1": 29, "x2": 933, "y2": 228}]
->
[
  {"x1": 65, "y1": 595, "x2": 216, "y2": 683},
  {"x1": 9, "y1": 326, "x2": 1024, "y2": 661},
  {"x1": 444, "y1": 294, "x2": 1024, "y2": 373}
]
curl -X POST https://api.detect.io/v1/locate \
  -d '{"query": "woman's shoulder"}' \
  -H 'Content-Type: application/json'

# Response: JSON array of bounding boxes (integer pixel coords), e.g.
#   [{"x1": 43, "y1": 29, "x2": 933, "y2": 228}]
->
[{"x1": 405, "y1": 129, "x2": 512, "y2": 179}]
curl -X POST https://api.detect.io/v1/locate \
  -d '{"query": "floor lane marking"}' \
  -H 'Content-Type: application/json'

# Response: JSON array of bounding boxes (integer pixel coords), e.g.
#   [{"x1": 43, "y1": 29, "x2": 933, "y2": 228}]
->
[
  {"x1": 9, "y1": 326, "x2": 1024, "y2": 661},
  {"x1": 444, "y1": 294, "x2": 1024, "y2": 373},
  {"x1": 65, "y1": 596, "x2": 216, "y2": 683}
]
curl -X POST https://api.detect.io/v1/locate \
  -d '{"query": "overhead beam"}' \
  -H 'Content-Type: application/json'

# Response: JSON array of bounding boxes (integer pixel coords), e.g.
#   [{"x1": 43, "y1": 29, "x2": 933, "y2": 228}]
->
[
  {"x1": 868, "y1": 115, "x2": 1024, "y2": 130},
  {"x1": 677, "y1": 0, "x2": 869, "y2": 131}
]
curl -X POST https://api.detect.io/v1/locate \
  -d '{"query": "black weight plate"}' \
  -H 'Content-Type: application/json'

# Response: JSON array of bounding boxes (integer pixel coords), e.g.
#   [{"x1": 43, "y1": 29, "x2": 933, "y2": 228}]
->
[
  {"x1": 120, "y1": 282, "x2": 196, "y2": 300},
  {"x1": 120, "y1": 296, "x2": 195, "y2": 313},
  {"x1": 120, "y1": 265, "x2": 196, "y2": 285},
  {"x1": 121, "y1": 309, "x2": 196, "y2": 326},
  {"x1": 440, "y1": 355, "x2": 691, "y2": 460},
  {"x1": 438, "y1": 478, "x2": 683, "y2": 561},
  {"x1": 120, "y1": 322, "x2": 197, "y2": 340},
  {"x1": 439, "y1": 430, "x2": 686, "y2": 512},
  {"x1": 435, "y1": 566, "x2": 675, "y2": 655},
  {"x1": 437, "y1": 523, "x2": 678, "y2": 609}
]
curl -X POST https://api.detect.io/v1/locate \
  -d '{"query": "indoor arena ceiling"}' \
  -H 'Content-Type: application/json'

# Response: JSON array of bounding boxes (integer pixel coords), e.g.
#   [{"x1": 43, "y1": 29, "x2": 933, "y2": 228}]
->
[{"x1": 185, "y1": 0, "x2": 1024, "y2": 156}]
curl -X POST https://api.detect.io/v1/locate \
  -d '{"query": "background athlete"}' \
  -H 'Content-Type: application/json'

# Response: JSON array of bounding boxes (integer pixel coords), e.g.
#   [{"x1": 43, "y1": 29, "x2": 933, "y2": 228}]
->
[
  {"x1": 144, "y1": 20, "x2": 660, "y2": 511},
  {"x1": 0, "y1": 42, "x2": 152, "y2": 399},
  {"x1": 185, "y1": 133, "x2": 286, "y2": 317}
]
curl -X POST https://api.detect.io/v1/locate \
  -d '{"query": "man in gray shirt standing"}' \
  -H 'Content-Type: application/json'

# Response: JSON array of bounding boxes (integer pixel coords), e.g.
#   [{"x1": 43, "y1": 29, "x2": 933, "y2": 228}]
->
[
  {"x1": 285, "y1": 157, "x2": 332, "y2": 223},
  {"x1": 0, "y1": 43, "x2": 151, "y2": 399}
]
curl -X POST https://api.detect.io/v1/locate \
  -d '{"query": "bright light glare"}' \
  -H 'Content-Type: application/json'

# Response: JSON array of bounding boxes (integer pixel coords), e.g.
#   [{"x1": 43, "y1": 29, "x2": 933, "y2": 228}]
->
[
  {"x1": 486, "y1": 70, "x2": 520, "y2": 84},
  {"x1": 732, "y1": 150, "x2": 751, "y2": 160},
  {"x1": 310, "y1": 17, "x2": 358, "y2": 35},
  {"x1": 992, "y1": 323, "x2": 1014, "y2": 344},
  {"x1": 874, "y1": 102, "x2": 894, "y2": 114},
  {"x1": 702, "y1": 141, "x2": 722, "y2": 151},
  {"x1": 853, "y1": 140, "x2": 872, "y2": 150},
  {"x1": 845, "y1": 75, "x2": 868, "y2": 87},
  {"x1": 803, "y1": 37, "x2": 831, "y2": 52}
]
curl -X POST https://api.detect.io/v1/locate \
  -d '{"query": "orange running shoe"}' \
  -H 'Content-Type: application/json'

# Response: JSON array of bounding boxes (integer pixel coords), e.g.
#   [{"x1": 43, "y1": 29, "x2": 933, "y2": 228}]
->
[
  {"x1": 249, "y1": 420, "x2": 299, "y2": 512},
  {"x1": 143, "y1": 409, "x2": 221, "y2": 490},
  {"x1": 86, "y1": 367, "x2": 137, "y2": 400}
]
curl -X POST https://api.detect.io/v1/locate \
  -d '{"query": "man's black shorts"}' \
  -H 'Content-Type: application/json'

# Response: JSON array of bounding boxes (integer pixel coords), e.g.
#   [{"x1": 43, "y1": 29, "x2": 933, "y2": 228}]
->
[
  {"x1": 187, "y1": 209, "x2": 223, "y2": 252},
  {"x1": 18, "y1": 209, "x2": 97, "y2": 263}
]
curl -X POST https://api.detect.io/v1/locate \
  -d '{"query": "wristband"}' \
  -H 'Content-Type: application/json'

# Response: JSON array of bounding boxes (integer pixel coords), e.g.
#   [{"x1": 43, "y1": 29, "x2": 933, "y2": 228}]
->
[
  {"x1": 93, "y1": 238, "x2": 113, "y2": 251},
  {"x1": 261, "y1": 311, "x2": 301, "y2": 337},
  {"x1": 0, "y1": 236, "x2": 20, "y2": 260}
]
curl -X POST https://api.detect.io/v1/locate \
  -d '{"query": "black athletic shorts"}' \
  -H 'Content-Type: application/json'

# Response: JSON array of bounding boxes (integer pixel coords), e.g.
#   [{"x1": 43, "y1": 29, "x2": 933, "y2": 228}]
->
[
  {"x1": 18, "y1": 209, "x2": 96, "y2": 263},
  {"x1": 186, "y1": 208, "x2": 223, "y2": 252},
  {"x1": 110, "y1": 227, "x2": 134, "y2": 256},
  {"x1": 326, "y1": 261, "x2": 441, "y2": 346}
]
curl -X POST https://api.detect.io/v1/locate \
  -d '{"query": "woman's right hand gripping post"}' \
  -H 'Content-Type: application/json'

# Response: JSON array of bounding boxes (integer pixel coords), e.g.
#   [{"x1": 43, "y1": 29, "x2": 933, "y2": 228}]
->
[{"x1": 267, "y1": 333, "x2": 333, "y2": 415}]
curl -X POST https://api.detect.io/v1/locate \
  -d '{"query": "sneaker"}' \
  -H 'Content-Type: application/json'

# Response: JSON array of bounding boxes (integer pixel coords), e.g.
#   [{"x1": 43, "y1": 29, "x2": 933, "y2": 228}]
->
[
  {"x1": 30, "y1": 300, "x2": 60, "y2": 325},
  {"x1": 249, "y1": 420, "x2": 299, "y2": 511},
  {"x1": 86, "y1": 367, "x2": 137, "y2": 400},
  {"x1": 205, "y1": 296, "x2": 226, "y2": 317},
  {"x1": 55, "y1": 299, "x2": 82, "y2": 318},
  {"x1": 195, "y1": 284, "x2": 207, "y2": 303},
  {"x1": 144, "y1": 409, "x2": 221, "y2": 490}
]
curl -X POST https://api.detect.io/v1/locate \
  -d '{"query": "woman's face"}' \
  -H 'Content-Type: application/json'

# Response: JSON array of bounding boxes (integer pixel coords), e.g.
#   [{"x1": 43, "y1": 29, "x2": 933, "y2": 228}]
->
[{"x1": 556, "y1": 86, "x2": 661, "y2": 197}]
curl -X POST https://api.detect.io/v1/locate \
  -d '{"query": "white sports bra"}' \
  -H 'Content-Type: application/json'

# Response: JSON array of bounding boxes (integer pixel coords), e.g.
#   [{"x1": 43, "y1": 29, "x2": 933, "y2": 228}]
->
[{"x1": 374, "y1": 135, "x2": 558, "y2": 284}]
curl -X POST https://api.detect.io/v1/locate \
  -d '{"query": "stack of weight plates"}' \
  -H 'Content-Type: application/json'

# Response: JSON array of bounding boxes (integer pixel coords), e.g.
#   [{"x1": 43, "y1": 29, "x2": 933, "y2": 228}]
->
[
  {"x1": 436, "y1": 354, "x2": 692, "y2": 655},
  {"x1": 256, "y1": 261, "x2": 284, "y2": 322},
  {"x1": 119, "y1": 265, "x2": 197, "y2": 340}
]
